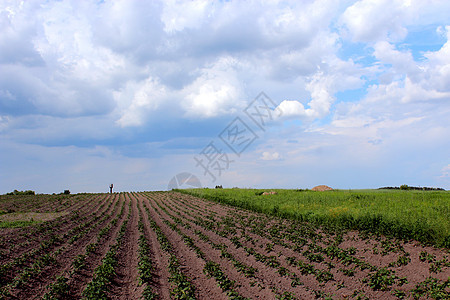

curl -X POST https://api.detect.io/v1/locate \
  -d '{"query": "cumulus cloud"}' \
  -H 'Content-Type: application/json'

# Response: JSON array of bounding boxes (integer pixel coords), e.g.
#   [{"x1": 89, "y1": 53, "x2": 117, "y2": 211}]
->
[
  {"x1": 260, "y1": 151, "x2": 281, "y2": 161},
  {"x1": 340, "y1": 0, "x2": 409, "y2": 42},
  {"x1": 424, "y1": 26, "x2": 450, "y2": 92},
  {"x1": 161, "y1": 0, "x2": 210, "y2": 33},
  {"x1": 277, "y1": 100, "x2": 307, "y2": 119},
  {"x1": 115, "y1": 77, "x2": 168, "y2": 127},
  {"x1": 275, "y1": 56, "x2": 365, "y2": 121},
  {"x1": 373, "y1": 41, "x2": 417, "y2": 75},
  {"x1": 340, "y1": 0, "x2": 450, "y2": 44},
  {"x1": 181, "y1": 57, "x2": 245, "y2": 119}
]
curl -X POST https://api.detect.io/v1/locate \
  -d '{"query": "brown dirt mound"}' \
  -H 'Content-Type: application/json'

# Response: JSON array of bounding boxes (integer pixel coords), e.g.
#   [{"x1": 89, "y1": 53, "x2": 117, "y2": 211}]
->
[
  {"x1": 262, "y1": 191, "x2": 277, "y2": 195},
  {"x1": 311, "y1": 185, "x2": 333, "y2": 191}
]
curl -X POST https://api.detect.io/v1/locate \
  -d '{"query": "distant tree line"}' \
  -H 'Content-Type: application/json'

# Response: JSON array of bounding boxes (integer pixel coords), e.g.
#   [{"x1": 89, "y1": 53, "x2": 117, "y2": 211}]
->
[
  {"x1": 6, "y1": 190, "x2": 35, "y2": 195},
  {"x1": 379, "y1": 185, "x2": 445, "y2": 191}
]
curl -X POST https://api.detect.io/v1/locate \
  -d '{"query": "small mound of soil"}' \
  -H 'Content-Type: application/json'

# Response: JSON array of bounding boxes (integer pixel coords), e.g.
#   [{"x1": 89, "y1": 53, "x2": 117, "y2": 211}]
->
[
  {"x1": 262, "y1": 191, "x2": 277, "y2": 195},
  {"x1": 311, "y1": 185, "x2": 333, "y2": 191}
]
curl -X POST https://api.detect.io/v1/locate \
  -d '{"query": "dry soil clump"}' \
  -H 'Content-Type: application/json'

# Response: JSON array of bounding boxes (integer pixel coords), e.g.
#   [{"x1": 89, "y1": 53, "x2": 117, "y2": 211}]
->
[{"x1": 311, "y1": 185, "x2": 333, "y2": 191}]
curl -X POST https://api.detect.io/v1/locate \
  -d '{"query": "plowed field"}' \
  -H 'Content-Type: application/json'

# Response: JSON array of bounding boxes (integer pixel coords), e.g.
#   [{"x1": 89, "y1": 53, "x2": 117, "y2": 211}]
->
[{"x1": 0, "y1": 192, "x2": 448, "y2": 299}]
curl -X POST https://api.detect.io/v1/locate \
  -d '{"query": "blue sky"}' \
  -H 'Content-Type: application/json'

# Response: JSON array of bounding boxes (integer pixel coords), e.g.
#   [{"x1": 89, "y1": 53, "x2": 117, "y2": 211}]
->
[{"x1": 1, "y1": 0, "x2": 449, "y2": 193}]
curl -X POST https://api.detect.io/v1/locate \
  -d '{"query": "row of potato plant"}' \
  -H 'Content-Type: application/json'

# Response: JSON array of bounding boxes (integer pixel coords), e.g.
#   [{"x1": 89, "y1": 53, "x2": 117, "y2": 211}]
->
[
  {"x1": 82, "y1": 198, "x2": 132, "y2": 299},
  {"x1": 141, "y1": 200, "x2": 196, "y2": 299},
  {"x1": 136, "y1": 202, "x2": 159, "y2": 300}
]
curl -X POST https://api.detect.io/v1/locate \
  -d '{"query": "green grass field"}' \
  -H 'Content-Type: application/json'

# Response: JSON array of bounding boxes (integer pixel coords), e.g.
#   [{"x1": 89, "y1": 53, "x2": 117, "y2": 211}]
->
[{"x1": 178, "y1": 188, "x2": 450, "y2": 248}]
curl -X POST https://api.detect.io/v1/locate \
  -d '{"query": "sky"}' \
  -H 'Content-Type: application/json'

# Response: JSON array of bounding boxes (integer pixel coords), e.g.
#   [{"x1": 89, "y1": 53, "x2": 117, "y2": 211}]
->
[{"x1": 1, "y1": 0, "x2": 449, "y2": 193}]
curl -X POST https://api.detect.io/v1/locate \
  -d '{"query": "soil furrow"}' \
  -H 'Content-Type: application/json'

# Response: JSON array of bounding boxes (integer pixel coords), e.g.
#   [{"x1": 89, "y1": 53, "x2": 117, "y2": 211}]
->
[
  {"x1": 136, "y1": 193, "x2": 172, "y2": 300},
  {"x1": 107, "y1": 192, "x2": 142, "y2": 299}
]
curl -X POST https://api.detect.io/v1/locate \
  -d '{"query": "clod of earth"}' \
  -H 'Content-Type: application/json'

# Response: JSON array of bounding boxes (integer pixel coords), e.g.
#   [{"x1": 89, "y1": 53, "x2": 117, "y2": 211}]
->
[
  {"x1": 262, "y1": 191, "x2": 278, "y2": 195},
  {"x1": 311, "y1": 185, "x2": 333, "y2": 191}
]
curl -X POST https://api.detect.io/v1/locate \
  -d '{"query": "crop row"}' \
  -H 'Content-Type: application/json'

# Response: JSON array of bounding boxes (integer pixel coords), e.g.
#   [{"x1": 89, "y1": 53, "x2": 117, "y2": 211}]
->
[
  {"x1": 82, "y1": 199, "x2": 131, "y2": 299},
  {"x1": 142, "y1": 200, "x2": 197, "y2": 299},
  {"x1": 137, "y1": 204, "x2": 158, "y2": 300}
]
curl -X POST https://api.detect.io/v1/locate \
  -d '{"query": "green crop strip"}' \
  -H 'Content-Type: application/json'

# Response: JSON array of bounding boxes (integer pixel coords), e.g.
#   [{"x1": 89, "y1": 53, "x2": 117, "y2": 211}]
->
[
  {"x1": 203, "y1": 261, "x2": 249, "y2": 300},
  {"x1": 411, "y1": 277, "x2": 449, "y2": 299},
  {"x1": 42, "y1": 275, "x2": 70, "y2": 299},
  {"x1": 137, "y1": 206, "x2": 158, "y2": 300},
  {"x1": 82, "y1": 200, "x2": 130, "y2": 299}
]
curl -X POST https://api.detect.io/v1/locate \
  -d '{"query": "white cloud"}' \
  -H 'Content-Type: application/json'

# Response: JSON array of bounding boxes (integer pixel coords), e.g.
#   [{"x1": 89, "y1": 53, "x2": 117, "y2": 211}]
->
[
  {"x1": 340, "y1": 0, "x2": 450, "y2": 43},
  {"x1": 181, "y1": 57, "x2": 245, "y2": 119},
  {"x1": 441, "y1": 164, "x2": 450, "y2": 178},
  {"x1": 340, "y1": 0, "x2": 410, "y2": 43},
  {"x1": 0, "y1": 115, "x2": 10, "y2": 132},
  {"x1": 0, "y1": 0, "x2": 352, "y2": 124},
  {"x1": 401, "y1": 77, "x2": 450, "y2": 103},
  {"x1": 304, "y1": 72, "x2": 335, "y2": 119},
  {"x1": 260, "y1": 151, "x2": 281, "y2": 161},
  {"x1": 115, "y1": 77, "x2": 168, "y2": 127},
  {"x1": 277, "y1": 100, "x2": 306, "y2": 119},
  {"x1": 91, "y1": 0, "x2": 164, "y2": 57},
  {"x1": 161, "y1": 0, "x2": 210, "y2": 33},
  {"x1": 424, "y1": 26, "x2": 450, "y2": 92},
  {"x1": 373, "y1": 41, "x2": 417, "y2": 75}
]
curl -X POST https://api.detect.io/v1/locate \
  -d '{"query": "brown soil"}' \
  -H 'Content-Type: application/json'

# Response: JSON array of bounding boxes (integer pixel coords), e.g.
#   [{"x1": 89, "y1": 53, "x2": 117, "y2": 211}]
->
[{"x1": 0, "y1": 211, "x2": 69, "y2": 223}]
